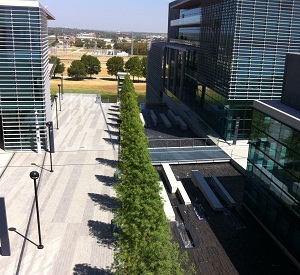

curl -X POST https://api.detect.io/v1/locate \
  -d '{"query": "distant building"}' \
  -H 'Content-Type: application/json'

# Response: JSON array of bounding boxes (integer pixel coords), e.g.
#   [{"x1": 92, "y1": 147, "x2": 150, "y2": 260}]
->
[
  {"x1": 0, "y1": 0, "x2": 54, "y2": 151},
  {"x1": 116, "y1": 51, "x2": 129, "y2": 57},
  {"x1": 57, "y1": 36, "x2": 76, "y2": 44},
  {"x1": 146, "y1": 0, "x2": 300, "y2": 140},
  {"x1": 76, "y1": 33, "x2": 96, "y2": 40},
  {"x1": 245, "y1": 53, "x2": 300, "y2": 269}
]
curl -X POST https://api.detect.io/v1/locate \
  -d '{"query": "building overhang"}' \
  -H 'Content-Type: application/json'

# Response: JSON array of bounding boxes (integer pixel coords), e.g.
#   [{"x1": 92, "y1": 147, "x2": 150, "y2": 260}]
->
[
  {"x1": 170, "y1": 0, "x2": 201, "y2": 10},
  {"x1": 0, "y1": 0, "x2": 55, "y2": 20},
  {"x1": 253, "y1": 100, "x2": 300, "y2": 132}
]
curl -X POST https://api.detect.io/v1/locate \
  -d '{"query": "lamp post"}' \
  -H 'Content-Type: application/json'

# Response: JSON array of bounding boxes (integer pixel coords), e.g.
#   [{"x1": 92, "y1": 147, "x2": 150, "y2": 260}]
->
[
  {"x1": 30, "y1": 171, "x2": 44, "y2": 249},
  {"x1": 58, "y1": 84, "x2": 61, "y2": 111},
  {"x1": 54, "y1": 95, "x2": 59, "y2": 129},
  {"x1": 46, "y1": 121, "x2": 54, "y2": 172},
  {"x1": 117, "y1": 118, "x2": 122, "y2": 159},
  {"x1": 61, "y1": 74, "x2": 64, "y2": 100}
]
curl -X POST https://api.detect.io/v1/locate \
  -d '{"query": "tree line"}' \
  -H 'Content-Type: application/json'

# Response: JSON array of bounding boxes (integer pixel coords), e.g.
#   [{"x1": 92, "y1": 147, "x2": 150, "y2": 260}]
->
[
  {"x1": 113, "y1": 76, "x2": 195, "y2": 274},
  {"x1": 49, "y1": 55, "x2": 147, "y2": 81}
]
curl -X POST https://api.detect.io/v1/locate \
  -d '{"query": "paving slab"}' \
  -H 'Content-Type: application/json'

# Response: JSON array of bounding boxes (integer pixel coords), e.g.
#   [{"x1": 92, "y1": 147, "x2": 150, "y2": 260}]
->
[{"x1": 0, "y1": 94, "x2": 118, "y2": 275}]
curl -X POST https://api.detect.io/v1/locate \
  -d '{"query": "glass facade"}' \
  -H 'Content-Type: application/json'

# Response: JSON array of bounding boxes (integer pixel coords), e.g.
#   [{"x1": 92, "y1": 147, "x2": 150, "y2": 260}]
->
[
  {"x1": 158, "y1": 0, "x2": 300, "y2": 140},
  {"x1": 245, "y1": 108, "x2": 300, "y2": 264},
  {"x1": 0, "y1": 3, "x2": 53, "y2": 151}
]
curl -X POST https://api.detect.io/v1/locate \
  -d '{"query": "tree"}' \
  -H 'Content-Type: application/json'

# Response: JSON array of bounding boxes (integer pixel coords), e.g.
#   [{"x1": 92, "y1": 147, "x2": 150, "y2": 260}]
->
[
  {"x1": 106, "y1": 56, "x2": 124, "y2": 78},
  {"x1": 84, "y1": 39, "x2": 95, "y2": 49},
  {"x1": 112, "y1": 76, "x2": 194, "y2": 274},
  {"x1": 49, "y1": 56, "x2": 65, "y2": 77},
  {"x1": 67, "y1": 60, "x2": 86, "y2": 80},
  {"x1": 125, "y1": 56, "x2": 142, "y2": 81},
  {"x1": 81, "y1": 54, "x2": 101, "y2": 78},
  {"x1": 74, "y1": 38, "x2": 84, "y2": 47},
  {"x1": 141, "y1": 57, "x2": 147, "y2": 78},
  {"x1": 113, "y1": 42, "x2": 148, "y2": 55},
  {"x1": 97, "y1": 40, "x2": 106, "y2": 48}
]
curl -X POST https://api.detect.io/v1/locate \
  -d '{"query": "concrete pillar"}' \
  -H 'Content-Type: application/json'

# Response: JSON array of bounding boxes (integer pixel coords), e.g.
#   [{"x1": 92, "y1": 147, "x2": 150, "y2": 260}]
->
[{"x1": 179, "y1": 51, "x2": 186, "y2": 101}]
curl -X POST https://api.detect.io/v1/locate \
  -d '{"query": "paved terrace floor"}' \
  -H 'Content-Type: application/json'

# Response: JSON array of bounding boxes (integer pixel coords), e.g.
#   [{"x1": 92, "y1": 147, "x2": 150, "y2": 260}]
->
[{"x1": 0, "y1": 94, "x2": 118, "y2": 274}]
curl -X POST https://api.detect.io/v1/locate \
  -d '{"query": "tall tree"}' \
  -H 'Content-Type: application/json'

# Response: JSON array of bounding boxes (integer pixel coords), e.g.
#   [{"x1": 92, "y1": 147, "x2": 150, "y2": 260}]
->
[
  {"x1": 106, "y1": 56, "x2": 124, "y2": 78},
  {"x1": 67, "y1": 60, "x2": 86, "y2": 80},
  {"x1": 81, "y1": 54, "x2": 101, "y2": 78},
  {"x1": 49, "y1": 56, "x2": 65, "y2": 77},
  {"x1": 125, "y1": 56, "x2": 141, "y2": 81},
  {"x1": 113, "y1": 76, "x2": 193, "y2": 274}
]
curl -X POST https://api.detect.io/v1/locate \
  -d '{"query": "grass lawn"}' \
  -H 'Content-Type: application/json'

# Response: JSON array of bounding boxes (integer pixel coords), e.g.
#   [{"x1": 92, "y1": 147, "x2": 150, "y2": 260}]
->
[
  {"x1": 50, "y1": 48, "x2": 146, "y2": 102},
  {"x1": 50, "y1": 78, "x2": 146, "y2": 102}
]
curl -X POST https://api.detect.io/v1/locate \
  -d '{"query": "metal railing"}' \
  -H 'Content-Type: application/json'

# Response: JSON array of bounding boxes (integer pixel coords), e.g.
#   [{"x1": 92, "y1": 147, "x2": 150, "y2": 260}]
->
[
  {"x1": 148, "y1": 138, "x2": 211, "y2": 148},
  {"x1": 150, "y1": 148, "x2": 231, "y2": 164}
]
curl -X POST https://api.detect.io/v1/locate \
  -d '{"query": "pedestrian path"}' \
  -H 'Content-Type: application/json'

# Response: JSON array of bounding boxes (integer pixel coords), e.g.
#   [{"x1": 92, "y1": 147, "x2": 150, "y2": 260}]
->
[{"x1": 0, "y1": 94, "x2": 118, "y2": 274}]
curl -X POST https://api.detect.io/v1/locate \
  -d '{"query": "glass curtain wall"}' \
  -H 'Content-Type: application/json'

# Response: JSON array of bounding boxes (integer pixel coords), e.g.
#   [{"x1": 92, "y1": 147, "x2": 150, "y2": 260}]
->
[
  {"x1": 165, "y1": 0, "x2": 300, "y2": 140},
  {"x1": 245, "y1": 109, "x2": 300, "y2": 263}
]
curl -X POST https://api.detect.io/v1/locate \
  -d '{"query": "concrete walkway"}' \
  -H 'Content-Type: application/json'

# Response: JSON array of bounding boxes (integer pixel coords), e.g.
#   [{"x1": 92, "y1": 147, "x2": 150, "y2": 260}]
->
[{"x1": 0, "y1": 94, "x2": 118, "y2": 274}]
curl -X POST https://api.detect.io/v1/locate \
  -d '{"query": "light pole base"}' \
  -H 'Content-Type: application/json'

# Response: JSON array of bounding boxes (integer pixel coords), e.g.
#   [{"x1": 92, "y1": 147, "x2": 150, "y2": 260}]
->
[{"x1": 37, "y1": 245, "x2": 44, "y2": 249}]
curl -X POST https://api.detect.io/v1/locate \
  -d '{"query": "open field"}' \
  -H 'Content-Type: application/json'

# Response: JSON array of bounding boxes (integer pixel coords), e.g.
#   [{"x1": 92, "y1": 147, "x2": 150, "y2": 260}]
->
[{"x1": 50, "y1": 47, "x2": 146, "y2": 101}]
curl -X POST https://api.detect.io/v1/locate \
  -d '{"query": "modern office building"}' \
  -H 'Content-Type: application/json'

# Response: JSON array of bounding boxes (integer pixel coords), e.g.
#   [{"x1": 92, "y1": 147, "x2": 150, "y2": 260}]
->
[
  {"x1": 146, "y1": 0, "x2": 300, "y2": 140},
  {"x1": 244, "y1": 53, "x2": 300, "y2": 268},
  {"x1": 0, "y1": 0, "x2": 54, "y2": 151}
]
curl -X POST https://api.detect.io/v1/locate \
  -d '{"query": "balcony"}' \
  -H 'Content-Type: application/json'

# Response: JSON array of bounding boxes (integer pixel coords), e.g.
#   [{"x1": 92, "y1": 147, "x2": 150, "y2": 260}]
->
[{"x1": 170, "y1": 15, "x2": 201, "y2": 27}]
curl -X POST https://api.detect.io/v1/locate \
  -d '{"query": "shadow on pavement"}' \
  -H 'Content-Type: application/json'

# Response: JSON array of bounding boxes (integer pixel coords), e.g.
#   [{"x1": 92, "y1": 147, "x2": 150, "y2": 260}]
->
[
  {"x1": 87, "y1": 220, "x2": 115, "y2": 248},
  {"x1": 104, "y1": 129, "x2": 119, "y2": 136},
  {"x1": 95, "y1": 157, "x2": 117, "y2": 167},
  {"x1": 73, "y1": 263, "x2": 112, "y2": 275},
  {"x1": 88, "y1": 193, "x2": 118, "y2": 212},
  {"x1": 107, "y1": 112, "x2": 119, "y2": 117},
  {"x1": 107, "y1": 122, "x2": 118, "y2": 129},
  {"x1": 107, "y1": 117, "x2": 119, "y2": 123},
  {"x1": 95, "y1": 175, "x2": 116, "y2": 187},
  {"x1": 102, "y1": 137, "x2": 118, "y2": 145}
]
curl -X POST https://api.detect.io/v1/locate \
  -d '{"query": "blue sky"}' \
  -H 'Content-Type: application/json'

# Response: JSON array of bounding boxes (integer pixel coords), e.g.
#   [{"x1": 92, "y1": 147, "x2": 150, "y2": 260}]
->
[{"x1": 41, "y1": 0, "x2": 170, "y2": 33}]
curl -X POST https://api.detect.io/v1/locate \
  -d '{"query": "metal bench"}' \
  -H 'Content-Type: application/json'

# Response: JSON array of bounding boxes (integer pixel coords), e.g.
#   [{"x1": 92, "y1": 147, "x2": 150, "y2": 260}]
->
[
  {"x1": 167, "y1": 110, "x2": 178, "y2": 125},
  {"x1": 149, "y1": 110, "x2": 157, "y2": 126},
  {"x1": 160, "y1": 113, "x2": 172, "y2": 128},
  {"x1": 191, "y1": 170, "x2": 223, "y2": 211},
  {"x1": 176, "y1": 116, "x2": 187, "y2": 130},
  {"x1": 210, "y1": 176, "x2": 236, "y2": 208}
]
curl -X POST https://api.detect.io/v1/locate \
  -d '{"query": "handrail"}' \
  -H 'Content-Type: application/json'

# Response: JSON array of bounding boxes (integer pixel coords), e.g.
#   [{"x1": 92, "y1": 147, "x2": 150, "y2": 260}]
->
[{"x1": 148, "y1": 138, "x2": 211, "y2": 148}]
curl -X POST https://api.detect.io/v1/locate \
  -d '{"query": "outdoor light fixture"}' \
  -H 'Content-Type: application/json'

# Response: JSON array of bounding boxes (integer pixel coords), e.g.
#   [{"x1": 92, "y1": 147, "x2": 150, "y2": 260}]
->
[
  {"x1": 61, "y1": 74, "x2": 64, "y2": 100},
  {"x1": 54, "y1": 95, "x2": 59, "y2": 129},
  {"x1": 46, "y1": 121, "x2": 55, "y2": 172},
  {"x1": 58, "y1": 84, "x2": 62, "y2": 111},
  {"x1": 30, "y1": 171, "x2": 44, "y2": 249}
]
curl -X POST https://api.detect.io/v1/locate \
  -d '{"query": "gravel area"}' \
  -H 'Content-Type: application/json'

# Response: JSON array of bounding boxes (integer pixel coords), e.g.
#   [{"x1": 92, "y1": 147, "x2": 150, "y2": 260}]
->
[{"x1": 155, "y1": 163, "x2": 299, "y2": 275}]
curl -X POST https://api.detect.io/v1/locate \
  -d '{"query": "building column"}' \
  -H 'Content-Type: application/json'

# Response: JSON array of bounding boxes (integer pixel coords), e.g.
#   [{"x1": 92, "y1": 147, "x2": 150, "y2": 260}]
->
[
  {"x1": 179, "y1": 51, "x2": 186, "y2": 101},
  {"x1": 167, "y1": 48, "x2": 172, "y2": 91},
  {"x1": 173, "y1": 50, "x2": 178, "y2": 96}
]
